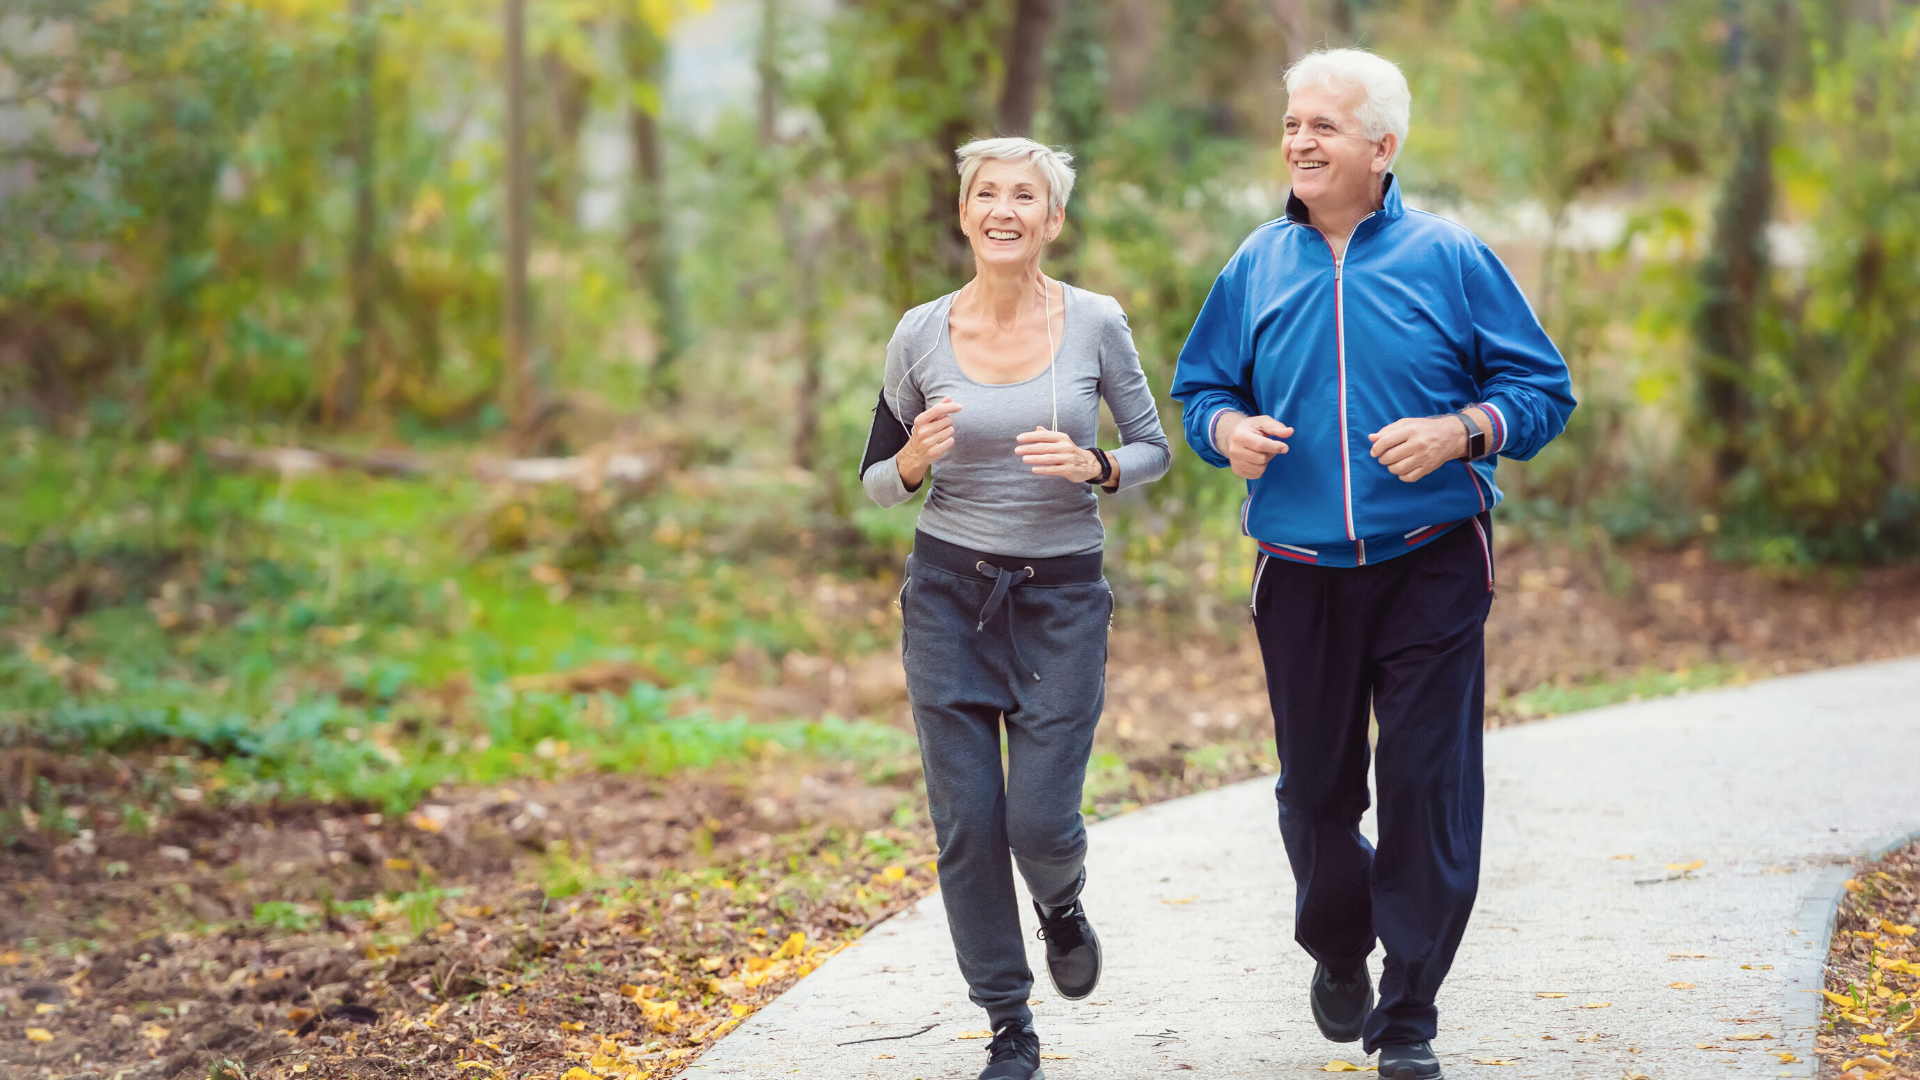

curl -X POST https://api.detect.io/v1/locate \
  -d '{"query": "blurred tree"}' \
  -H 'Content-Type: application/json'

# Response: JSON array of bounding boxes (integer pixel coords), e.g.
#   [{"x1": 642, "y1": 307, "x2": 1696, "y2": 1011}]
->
[
  {"x1": 622, "y1": 4, "x2": 689, "y2": 401},
  {"x1": 999, "y1": 0, "x2": 1058, "y2": 136},
  {"x1": 1695, "y1": 0, "x2": 1791, "y2": 483},
  {"x1": 503, "y1": 0, "x2": 535, "y2": 438},
  {"x1": 337, "y1": 0, "x2": 381, "y2": 425},
  {"x1": 1039, "y1": 0, "x2": 1105, "y2": 283}
]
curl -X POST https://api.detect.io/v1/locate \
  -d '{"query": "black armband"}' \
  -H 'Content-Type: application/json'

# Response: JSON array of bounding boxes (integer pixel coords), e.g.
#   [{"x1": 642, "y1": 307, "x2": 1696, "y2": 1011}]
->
[{"x1": 859, "y1": 390, "x2": 915, "y2": 487}]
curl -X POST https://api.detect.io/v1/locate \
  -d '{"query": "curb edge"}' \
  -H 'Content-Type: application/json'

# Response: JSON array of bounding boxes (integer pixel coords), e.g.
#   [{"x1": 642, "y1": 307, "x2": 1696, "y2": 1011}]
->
[{"x1": 1779, "y1": 824, "x2": 1920, "y2": 1079}]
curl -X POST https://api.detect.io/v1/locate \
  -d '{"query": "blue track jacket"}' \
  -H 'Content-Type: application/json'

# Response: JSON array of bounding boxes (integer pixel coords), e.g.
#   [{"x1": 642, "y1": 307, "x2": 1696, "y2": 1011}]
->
[{"x1": 1171, "y1": 175, "x2": 1575, "y2": 568}]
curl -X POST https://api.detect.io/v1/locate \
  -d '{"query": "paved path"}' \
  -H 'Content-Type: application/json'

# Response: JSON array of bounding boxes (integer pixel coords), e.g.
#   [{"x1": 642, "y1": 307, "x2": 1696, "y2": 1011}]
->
[{"x1": 697, "y1": 659, "x2": 1920, "y2": 1079}]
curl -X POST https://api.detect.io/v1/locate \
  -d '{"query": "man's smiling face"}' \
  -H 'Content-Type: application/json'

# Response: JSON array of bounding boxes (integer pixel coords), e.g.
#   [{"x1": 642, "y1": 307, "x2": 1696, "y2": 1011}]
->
[{"x1": 1282, "y1": 80, "x2": 1393, "y2": 210}]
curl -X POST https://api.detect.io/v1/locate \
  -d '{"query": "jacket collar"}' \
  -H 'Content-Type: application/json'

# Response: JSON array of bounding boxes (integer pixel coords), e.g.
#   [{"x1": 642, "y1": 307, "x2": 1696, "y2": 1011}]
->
[{"x1": 1285, "y1": 172, "x2": 1404, "y2": 227}]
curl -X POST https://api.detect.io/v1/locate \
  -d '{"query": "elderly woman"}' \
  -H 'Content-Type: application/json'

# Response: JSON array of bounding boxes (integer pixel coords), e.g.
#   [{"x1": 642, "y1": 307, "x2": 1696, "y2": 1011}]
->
[{"x1": 859, "y1": 136, "x2": 1170, "y2": 1080}]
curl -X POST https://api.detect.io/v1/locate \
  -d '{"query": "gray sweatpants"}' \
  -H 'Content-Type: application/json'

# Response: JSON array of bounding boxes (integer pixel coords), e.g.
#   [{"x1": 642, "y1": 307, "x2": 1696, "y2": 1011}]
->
[{"x1": 901, "y1": 531, "x2": 1112, "y2": 1029}]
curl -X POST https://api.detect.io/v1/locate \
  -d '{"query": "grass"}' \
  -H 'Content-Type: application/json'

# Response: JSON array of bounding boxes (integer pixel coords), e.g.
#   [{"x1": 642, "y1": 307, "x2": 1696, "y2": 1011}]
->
[
  {"x1": 1508, "y1": 663, "x2": 1746, "y2": 719},
  {"x1": 1, "y1": 429, "x2": 919, "y2": 818}
]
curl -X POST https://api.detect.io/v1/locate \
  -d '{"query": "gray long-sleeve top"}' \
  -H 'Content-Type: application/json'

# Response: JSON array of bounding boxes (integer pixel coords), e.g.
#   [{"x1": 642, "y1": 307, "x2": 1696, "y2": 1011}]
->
[{"x1": 861, "y1": 284, "x2": 1171, "y2": 558}]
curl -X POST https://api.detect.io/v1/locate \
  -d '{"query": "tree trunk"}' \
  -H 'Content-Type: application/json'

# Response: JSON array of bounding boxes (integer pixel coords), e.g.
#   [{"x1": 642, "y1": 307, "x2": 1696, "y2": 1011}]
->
[
  {"x1": 623, "y1": 14, "x2": 686, "y2": 401},
  {"x1": 756, "y1": 0, "x2": 781, "y2": 147},
  {"x1": 1270, "y1": 0, "x2": 1313, "y2": 67},
  {"x1": 788, "y1": 222, "x2": 828, "y2": 470},
  {"x1": 338, "y1": 0, "x2": 378, "y2": 425},
  {"x1": 1696, "y1": 0, "x2": 1788, "y2": 483},
  {"x1": 1045, "y1": 0, "x2": 1104, "y2": 283},
  {"x1": 502, "y1": 0, "x2": 535, "y2": 441},
  {"x1": 998, "y1": 0, "x2": 1058, "y2": 136}
]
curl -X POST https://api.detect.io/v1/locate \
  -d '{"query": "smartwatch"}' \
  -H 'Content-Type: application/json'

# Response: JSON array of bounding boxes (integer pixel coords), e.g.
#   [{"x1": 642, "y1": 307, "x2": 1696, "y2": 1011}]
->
[
  {"x1": 1086, "y1": 446, "x2": 1113, "y2": 487},
  {"x1": 1455, "y1": 411, "x2": 1489, "y2": 461}
]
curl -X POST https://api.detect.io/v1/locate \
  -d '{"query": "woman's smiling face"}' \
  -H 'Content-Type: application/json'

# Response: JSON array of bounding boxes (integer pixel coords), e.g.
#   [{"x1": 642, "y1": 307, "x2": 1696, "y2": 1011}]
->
[{"x1": 960, "y1": 159, "x2": 1063, "y2": 269}]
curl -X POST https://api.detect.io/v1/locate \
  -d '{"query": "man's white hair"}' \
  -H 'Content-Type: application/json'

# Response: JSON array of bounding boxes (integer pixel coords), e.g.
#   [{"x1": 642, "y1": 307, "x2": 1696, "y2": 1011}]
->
[
  {"x1": 955, "y1": 137, "x2": 1076, "y2": 216},
  {"x1": 1284, "y1": 48, "x2": 1411, "y2": 168}
]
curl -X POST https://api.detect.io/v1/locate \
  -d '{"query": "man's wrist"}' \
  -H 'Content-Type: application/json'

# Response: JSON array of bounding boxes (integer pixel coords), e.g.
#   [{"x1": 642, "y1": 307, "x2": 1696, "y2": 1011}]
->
[{"x1": 1211, "y1": 410, "x2": 1245, "y2": 455}]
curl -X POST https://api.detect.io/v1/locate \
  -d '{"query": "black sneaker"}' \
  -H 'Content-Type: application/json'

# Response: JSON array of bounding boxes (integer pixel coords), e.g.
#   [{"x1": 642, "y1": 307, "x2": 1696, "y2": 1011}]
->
[
  {"x1": 1309, "y1": 960, "x2": 1374, "y2": 1043},
  {"x1": 1032, "y1": 898, "x2": 1102, "y2": 1000},
  {"x1": 977, "y1": 1019, "x2": 1043, "y2": 1080},
  {"x1": 1378, "y1": 1041, "x2": 1443, "y2": 1080}
]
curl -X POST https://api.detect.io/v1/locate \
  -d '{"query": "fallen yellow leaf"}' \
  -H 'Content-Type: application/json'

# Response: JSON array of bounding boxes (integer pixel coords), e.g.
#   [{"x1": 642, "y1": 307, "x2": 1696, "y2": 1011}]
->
[
  {"x1": 560, "y1": 1020, "x2": 585, "y2": 1032},
  {"x1": 873, "y1": 1053, "x2": 894, "y2": 1060},
  {"x1": 1162, "y1": 895, "x2": 1198, "y2": 905},
  {"x1": 1696, "y1": 1043, "x2": 1721, "y2": 1050},
  {"x1": 1881, "y1": 921, "x2": 1917, "y2": 937},
  {"x1": 1824, "y1": 990, "x2": 1859, "y2": 1007},
  {"x1": 1670, "y1": 982, "x2": 1695, "y2": 989},
  {"x1": 1727, "y1": 1032, "x2": 1774, "y2": 1041},
  {"x1": 1579, "y1": 1002, "x2": 1612, "y2": 1009},
  {"x1": 958, "y1": 1030, "x2": 993, "y2": 1040},
  {"x1": 729, "y1": 1003, "x2": 752, "y2": 1018},
  {"x1": 1040, "y1": 1053, "x2": 1071, "y2": 1060},
  {"x1": 1777, "y1": 1052, "x2": 1799, "y2": 1063},
  {"x1": 1666, "y1": 860, "x2": 1705, "y2": 873},
  {"x1": 455, "y1": 1064, "x2": 493, "y2": 1071},
  {"x1": 618, "y1": 984, "x2": 642, "y2": 997},
  {"x1": 1668, "y1": 949, "x2": 1709, "y2": 959},
  {"x1": 385, "y1": 857, "x2": 413, "y2": 871},
  {"x1": 1536, "y1": 992, "x2": 1569, "y2": 999},
  {"x1": 0, "y1": 952, "x2": 21, "y2": 966},
  {"x1": 1859, "y1": 1033, "x2": 1889, "y2": 1046},
  {"x1": 560, "y1": 1070, "x2": 598, "y2": 1080},
  {"x1": 1321, "y1": 1061, "x2": 1372, "y2": 1072},
  {"x1": 1470, "y1": 1057, "x2": 1518, "y2": 1065},
  {"x1": 33, "y1": 1004, "x2": 57, "y2": 1015},
  {"x1": 1610, "y1": 854, "x2": 1636, "y2": 860},
  {"x1": 1624, "y1": 1072, "x2": 1649, "y2": 1080},
  {"x1": 25, "y1": 1028, "x2": 53, "y2": 1043},
  {"x1": 1844, "y1": 879, "x2": 1862, "y2": 892},
  {"x1": 1899, "y1": 1013, "x2": 1920, "y2": 1033}
]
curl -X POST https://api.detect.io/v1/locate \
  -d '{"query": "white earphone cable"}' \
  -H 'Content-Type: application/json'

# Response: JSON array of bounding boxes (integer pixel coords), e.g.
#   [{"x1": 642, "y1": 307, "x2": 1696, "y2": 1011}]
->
[{"x1": 890, "y1": 269, "x2": 1059, "y2": 446}]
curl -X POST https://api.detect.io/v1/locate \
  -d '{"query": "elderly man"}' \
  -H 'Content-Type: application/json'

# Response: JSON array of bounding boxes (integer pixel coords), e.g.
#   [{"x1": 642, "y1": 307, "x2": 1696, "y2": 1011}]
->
[{"x1": 1171, "y1": 48, "x2": 1575, "y2": 1080}]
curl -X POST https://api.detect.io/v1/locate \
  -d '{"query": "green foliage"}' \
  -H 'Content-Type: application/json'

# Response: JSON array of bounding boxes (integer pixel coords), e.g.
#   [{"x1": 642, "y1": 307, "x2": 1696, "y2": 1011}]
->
[
  {"x1": 1720, "y1": 2, "x2": 1920, "y2": 561},
  {"x1": 1509, "y1": 663, "x2": 1744, "y2": 718},
  {"x1": 251, "y1": 900, "x2": 320, "y2": 932}
]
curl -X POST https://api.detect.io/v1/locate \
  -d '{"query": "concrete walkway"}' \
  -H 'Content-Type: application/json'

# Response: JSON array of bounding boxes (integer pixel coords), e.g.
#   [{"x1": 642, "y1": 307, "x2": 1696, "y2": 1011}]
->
[{"x1": 696, "y1": 659, "x2": 1920, "y2": 1079}]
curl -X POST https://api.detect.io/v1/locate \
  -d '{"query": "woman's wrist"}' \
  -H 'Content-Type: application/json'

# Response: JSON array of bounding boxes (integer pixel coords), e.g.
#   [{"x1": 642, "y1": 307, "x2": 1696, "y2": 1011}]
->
[
  {"x1": 1077, "y1": 447, "x2": 1103, "y2": 484},
  {"x1": 895, "y1": 448, "x2": 927, "y2": 489}
]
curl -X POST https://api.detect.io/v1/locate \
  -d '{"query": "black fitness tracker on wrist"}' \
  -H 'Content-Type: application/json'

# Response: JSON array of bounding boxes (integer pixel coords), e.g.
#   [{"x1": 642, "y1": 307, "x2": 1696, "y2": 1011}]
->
[
  {"x1": 1086, "y1": 446, "x2": 1112, "y2": 487},
  {"x1": 1455, "y1": 411, "x2": 1488, "y2": 461}
]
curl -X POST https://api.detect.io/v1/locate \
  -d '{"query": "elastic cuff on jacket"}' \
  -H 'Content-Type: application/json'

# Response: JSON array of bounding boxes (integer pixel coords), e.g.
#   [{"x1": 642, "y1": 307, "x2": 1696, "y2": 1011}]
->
[
  {"x1": 1207, "y1": 407, "x2": 1237, "y2": 455},
  {"x1": 1477, "y1": 401, "x2": 1509, "y2": 454}
]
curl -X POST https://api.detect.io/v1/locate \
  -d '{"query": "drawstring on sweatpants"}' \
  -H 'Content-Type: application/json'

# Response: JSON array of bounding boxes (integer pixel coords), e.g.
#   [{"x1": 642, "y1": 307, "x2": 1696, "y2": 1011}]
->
[{"x1": 975, "y1": 561, "x2": 1041, "y2": 682}]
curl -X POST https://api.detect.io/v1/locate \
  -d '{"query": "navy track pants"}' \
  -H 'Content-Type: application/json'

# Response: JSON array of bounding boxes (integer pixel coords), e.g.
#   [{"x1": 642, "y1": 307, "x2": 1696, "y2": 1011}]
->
[{"x1": 1250, "y1": 514, "x2": 1494, "y2": 1052}]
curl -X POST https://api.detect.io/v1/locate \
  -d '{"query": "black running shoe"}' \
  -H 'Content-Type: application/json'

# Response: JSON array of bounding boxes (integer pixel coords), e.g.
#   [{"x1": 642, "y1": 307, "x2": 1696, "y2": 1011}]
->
[
  {"x1": 1309, "y1": 960, "x2": 1374, "y2": 1043},
  {"x1": 1378, "y1": 1041, "x2": 1443, "y2": 1080},
  {"x1": 1033, "y1": 898, "x2": 1103, "y2": 1000},
  {"x1": 977, "y1": 1019, "x2": 1043, "y2": 1080}
]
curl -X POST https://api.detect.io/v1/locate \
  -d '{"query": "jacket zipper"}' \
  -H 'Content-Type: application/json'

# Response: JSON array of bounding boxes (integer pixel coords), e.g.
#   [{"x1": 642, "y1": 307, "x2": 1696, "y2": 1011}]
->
[{"x1": 1314, "y1": 211, "x2": 1376, "y2": 557}]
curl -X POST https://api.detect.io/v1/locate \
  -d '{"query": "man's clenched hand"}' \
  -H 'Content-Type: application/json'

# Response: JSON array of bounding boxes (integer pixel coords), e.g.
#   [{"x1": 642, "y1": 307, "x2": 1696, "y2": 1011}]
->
[{"x1": 1219, "y1": 413, "x2": 1294, "y2": 480}]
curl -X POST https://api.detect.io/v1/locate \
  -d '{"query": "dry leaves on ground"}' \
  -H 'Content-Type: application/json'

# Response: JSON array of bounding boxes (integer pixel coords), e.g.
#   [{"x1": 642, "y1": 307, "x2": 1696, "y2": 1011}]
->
[{"x1": 1816, "y1": 840, "x2": 1919, "y2": 1079}]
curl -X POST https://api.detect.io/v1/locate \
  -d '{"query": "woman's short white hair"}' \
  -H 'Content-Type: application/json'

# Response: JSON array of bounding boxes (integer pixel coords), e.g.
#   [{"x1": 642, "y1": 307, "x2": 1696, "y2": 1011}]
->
[
  {"x1": 955, "y1": 137, "x2": 1076, "y2": 216},
  {"x1": 1283, "y1": 48, "x2": 1411, "y2": 168}
]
